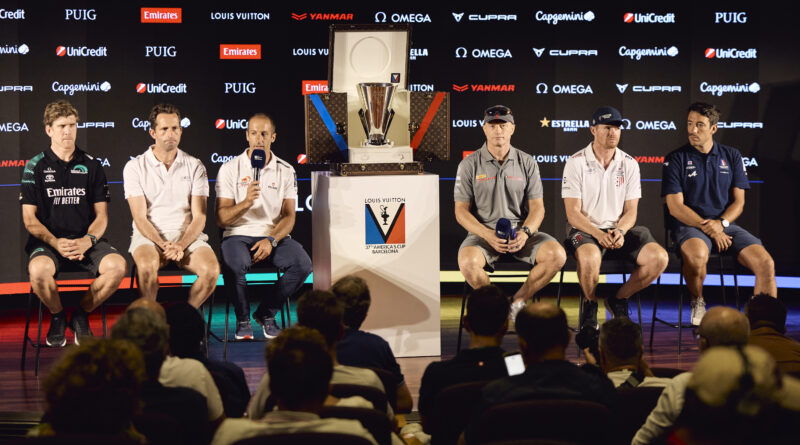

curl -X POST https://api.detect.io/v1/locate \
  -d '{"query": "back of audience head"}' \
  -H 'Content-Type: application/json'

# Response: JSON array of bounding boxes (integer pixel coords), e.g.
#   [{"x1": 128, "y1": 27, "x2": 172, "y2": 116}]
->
[
  {"x1": 746, "y1": 293, "x2": 787, "y2": 333},
  {"x1": 266, "y1": 326, "x2": 334, "y2": 412},
  {"x1": 331, "y1": 275, "x2": 370, "y2": 330},
  {"x1": 516, "y1": 302, "x2": 570, "y2": 361},
  {"x1": 297, "y1": 289, "x2": 345, "y2": 348},
  {"x1": 44, "y1": 337, "x2": 145, "y2": 435},
  {"x1": 112, "y1": 307, "x2": 170, "y2": 380},
  {"x1": 166, "y1": 302, "x2": 206, "y2": 359},
  {"x1": 697, "y1": 306, "x2": 750, "y2": 351},
  {"x1": 465, "y1": 285, "x2": 510, "y2": 338},
  {"x1": 599, "y1": 316, "x2": 642, "y2": 369},
  {"x1": 129, "y1": 298, "x2": 167, "y2": 321}
]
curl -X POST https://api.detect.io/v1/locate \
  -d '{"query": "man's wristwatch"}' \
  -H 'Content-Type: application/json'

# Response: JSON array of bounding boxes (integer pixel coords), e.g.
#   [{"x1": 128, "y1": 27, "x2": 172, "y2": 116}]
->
[
  {"x1": 616, "y1": 228, "x2": 626, "y2": 236},
  {"x1": 86, "y1": 234, "x2": 97, "y2": 246},
  {"x1": 720, "y1": 219, "x2": 730, "y2": 228},
  {"x1": 521, "y1": 226, "x2": 533, "y2": 237},
  {"x1": 266, "y1": 236, "x2": 278, "y2": 247}
]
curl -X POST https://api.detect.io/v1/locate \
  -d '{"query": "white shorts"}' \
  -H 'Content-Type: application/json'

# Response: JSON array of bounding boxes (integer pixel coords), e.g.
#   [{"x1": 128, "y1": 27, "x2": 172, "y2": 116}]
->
[{"x1": 128, "y1": 229, "x2": 211, "y2": 255}]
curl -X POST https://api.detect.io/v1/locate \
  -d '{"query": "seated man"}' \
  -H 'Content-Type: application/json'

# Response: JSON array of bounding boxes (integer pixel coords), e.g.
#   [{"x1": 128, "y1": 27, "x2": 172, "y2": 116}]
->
[
  {"x1": 746, "y1": 293, "x2": 800, "y2": 375},
  {"x1": 212, "y1": 326, "x2": 377, "y2": 445},
  {"x1": 216, "y1": 113, "x2": 312, "y2": 339},
  {"x1": 455, "y1": 105, "x2": 566, "y2": 321},
  {"x1": 332, "y1": 275, "x2": 413, "y2": 413},
  {"x1": 463, "y1": 302, "x2": 616, "y2": 444},
  {"x1": 562, "y1": 106, "x2": 667, "y2": 335},
  {"x1": 123, "y1": 103, "x2": 219, "y2": 308},
  {"x1": 111, "y1": 304, "x2": 210, "y2": 445},
  {"x1": 21, "y1": 100, "x2": 127, "y2": 346},
  {"x1": 418, "y1": 285, "x2": 510, "y2": 428},
  {"x1": 663, "y1": 102, "x2": 776, "y2": 326},
  {"x1": 248, "y1": 290, "x2": 388, "y2": 420},
  {"x1": 590, "y1": 316, "x2": 671, "y2": 388}
]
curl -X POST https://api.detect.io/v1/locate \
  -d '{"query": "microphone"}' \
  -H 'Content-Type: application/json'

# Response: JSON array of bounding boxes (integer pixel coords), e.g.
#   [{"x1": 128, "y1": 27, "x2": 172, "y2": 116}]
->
[
  {"x1": 250, "y1": 148, "x2": 266, "y2": 181},
  {"x1": 495, "y1": 218, "x2": 516, "y2": 243}
]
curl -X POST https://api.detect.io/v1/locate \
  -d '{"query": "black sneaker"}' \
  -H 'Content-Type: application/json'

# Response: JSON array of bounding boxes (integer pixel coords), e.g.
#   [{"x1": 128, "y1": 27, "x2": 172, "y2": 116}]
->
[
  {"x1": 46, "y1": 312, "x2": 67, "y2": 347},
  {"x1": 69, "y1": 309, "x2": 94, "y2": 346},
  {"x1": 579, "y1": 298, "x2": 599, "y2": 332},
  {"x1": 604, "y1": 295, "x2": 629, "y2": 318},
  {"x1": 255, "y1": 316, "x2": 281, "y2": 339},
  {"x1": 235, "y1": 320, "x2": 254, "y2": 340}
]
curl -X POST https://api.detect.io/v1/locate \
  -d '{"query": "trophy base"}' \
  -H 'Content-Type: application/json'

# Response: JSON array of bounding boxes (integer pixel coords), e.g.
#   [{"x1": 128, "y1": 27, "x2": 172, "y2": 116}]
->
[
  {"x1": 349, "y1": 145, "x2": 413, "y2": 164},
  {"x1": 334, "y1": 161, "x2": 424, "y2": 176}
]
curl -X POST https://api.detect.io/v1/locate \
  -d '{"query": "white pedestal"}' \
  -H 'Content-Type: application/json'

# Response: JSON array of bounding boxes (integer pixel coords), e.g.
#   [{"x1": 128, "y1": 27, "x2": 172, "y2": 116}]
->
[{"x1": 311, "y1": 171, "x2": 441, "y2": 357}]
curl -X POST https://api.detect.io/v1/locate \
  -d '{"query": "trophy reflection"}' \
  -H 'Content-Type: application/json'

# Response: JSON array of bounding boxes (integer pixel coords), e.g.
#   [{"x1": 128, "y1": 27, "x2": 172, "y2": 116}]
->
[{"x1": 357, "y1": 82, "x2": 396, "y2": 147}]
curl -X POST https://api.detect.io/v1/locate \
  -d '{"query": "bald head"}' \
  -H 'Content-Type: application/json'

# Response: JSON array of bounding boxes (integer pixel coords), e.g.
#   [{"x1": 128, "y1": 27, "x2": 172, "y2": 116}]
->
[
  {"x1": 516, "y1": 302, "x2": 570, "y2": 360},
  {"x1": 697, "y1": 306, "x2": 750, "y2": 350},
  {"x1": 128, "y1": 299, "x2": 167, "y2": 321}
]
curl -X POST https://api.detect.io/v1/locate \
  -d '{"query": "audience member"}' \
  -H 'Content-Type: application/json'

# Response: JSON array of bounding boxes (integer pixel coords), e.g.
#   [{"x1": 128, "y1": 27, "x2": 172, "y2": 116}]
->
[
  {"x1": 463, "y1": 302, "x2": 616, "y2": 444},
  {"x1": 248, "y1": 290, "x2": 387, "y2": 420},
  {"x1": 594, "y1": 316, "x2": 672, "y2": 388},
  {"x1": 670, "y1": 346, "x2": 800, "y2": 444},
  {"x1": 632, "y1": 306, "x2": 751, "y2": 444},
  {"x1": 746, "y1": 293, "x2": 800, "y2": 375},
  {"x1": 33, "y1": 337, "x2": 146, "y2": 443},
  {"x1": 332, "y1": 275, "x2": 413, "y2": 413},
  {"x1": 111, "y1": 305, "x2": 210, "y2": 445},
  {"x1": 418, "y1": 285, "x2": 510, "y2": 428},
  {"x1": 211, "y1": 326, "x2": 378, "y2": 445},
  {"x1": 166, "y1": 302, "x2": 251, "y2": 417}
]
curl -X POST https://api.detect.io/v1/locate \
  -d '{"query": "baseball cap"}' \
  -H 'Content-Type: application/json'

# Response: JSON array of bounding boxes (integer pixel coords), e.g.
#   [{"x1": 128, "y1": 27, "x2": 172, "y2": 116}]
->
[
  {"x1": 591, "y1": 106, "x2": 623, "y2": 126},
  {"x1": 483, "y1": 105, "x2": 514, "y2": 125}
]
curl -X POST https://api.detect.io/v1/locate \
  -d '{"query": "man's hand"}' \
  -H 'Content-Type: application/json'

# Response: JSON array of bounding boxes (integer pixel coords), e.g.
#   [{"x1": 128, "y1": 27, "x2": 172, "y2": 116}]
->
[
  {"x1": 582, "y1": 348, "x2": 598, "y2": 366},
  {"x1": 56, "y1": 238, "x2": 91, "y2": 261},
  {"x1": 609, "y1": 229, "x2": 625, "y2": 249},
  {"x1": 243, "y1": 181, "x2": 260, "y2": 208},
  {"x1": 485, "y1": 231, "x2": 511, "y2": 253},
  {"x1": 710, "y1": 231, "x2": 732, "y2": 252},
  {"x1": 507, "y1": 231, "x2": 529, "y2": 253},
  {"x1": 596, "y1": 231, "x2": 617, "y2": 249},
  {"x1": 699, "y1": 219, "x2": 724, "y2": 236},
  {"x1": 251, "y1": 238, "x2": 273, "y2": 263},
  {"x1": 162, "y1": 241, "x2": 184, "y2": 262}
]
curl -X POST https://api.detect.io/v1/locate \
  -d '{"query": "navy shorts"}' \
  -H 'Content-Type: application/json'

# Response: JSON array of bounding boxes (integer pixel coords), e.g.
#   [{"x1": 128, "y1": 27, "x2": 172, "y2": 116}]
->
[
  {"x1": 673, "y1": 223, "x2": 762, "y2": 255},
  {"x1": 26, "y1": 238, "x2": 121, "y2": 276},
  {"x1": 567, "y1": 225, "x2": 658, "y2": 264}
]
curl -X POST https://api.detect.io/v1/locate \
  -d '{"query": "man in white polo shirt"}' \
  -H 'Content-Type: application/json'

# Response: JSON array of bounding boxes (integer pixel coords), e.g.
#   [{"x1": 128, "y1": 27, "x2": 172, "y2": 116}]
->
[
  {"x1": 216, "y1": 113, "x2": 312, "y2": 339},
  {"x1": 123, "y1": 103, "x2": 220, "y2": 308},
  {"x1": 561, "y1": 106, "x2": 667, "y2": 337}
]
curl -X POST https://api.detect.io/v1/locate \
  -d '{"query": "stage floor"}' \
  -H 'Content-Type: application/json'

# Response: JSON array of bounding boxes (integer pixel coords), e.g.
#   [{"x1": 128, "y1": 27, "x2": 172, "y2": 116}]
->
[{"x1": 3, "y1": 293, "x2": 799, "y2": 413}]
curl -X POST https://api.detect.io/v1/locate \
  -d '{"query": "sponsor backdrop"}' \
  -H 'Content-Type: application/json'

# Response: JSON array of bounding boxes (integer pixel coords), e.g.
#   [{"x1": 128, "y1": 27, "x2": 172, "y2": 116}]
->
[{"x1": 1, "y1": 2, "x2": 799, "y2": 287}]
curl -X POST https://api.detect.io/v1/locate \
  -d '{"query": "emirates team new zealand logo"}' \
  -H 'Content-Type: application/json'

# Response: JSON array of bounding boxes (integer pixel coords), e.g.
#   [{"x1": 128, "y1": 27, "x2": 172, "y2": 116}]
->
[{"x1": 365, "y1": 201, "x2": 405, "y2": 245}]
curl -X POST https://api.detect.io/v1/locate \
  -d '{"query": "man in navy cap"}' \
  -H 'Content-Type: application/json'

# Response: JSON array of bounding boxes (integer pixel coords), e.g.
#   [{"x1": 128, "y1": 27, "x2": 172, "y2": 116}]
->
[
  {"x1": 562, "y1": 106, "x2": 667, "y2": 336},
  {"x1": 455, "y1": 105, "x2": 566, "y2": 323},
  {"x1": 662, "y1": 102, "x2": 776, "y2": 326}
]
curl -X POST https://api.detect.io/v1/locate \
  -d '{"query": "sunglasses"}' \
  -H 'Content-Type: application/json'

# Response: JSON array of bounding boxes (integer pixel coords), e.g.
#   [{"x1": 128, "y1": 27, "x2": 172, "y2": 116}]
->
[{"x1": 485, "y1": 106, "x2": 512, "y2": 117}]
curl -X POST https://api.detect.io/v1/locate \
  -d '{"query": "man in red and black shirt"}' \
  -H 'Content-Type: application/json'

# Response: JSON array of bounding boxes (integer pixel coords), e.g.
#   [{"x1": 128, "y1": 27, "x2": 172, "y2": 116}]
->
[{"x1": 20, "y1": 100, "x2": 127, "y2": 347}]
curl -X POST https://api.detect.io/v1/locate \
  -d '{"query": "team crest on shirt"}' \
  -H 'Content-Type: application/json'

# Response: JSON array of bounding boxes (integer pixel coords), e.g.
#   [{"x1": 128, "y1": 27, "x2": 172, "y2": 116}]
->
[
  {"x1": 239, "y1": 176, "x2": 251, "y2": 188},
  {"x1": 615, "y1": 169, "x2": 625, "y2": 187},
  {"x1": 720, "y1": 159, "x2": 729, "y2": 170}
]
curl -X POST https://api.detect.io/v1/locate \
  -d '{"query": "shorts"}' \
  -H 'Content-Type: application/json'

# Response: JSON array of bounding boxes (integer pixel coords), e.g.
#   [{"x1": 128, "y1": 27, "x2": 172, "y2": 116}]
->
[
  {"x1": 459, "y1": 230, "x2": 559, "y2": 271},
  {"x1": 128, "y1": 229, "x2": 211, "y2": 255},
  {"x1": 567, "y1": 225, "x2": 657, "y2": 263},
  {"x1": 673, "y1": 223, "x2": 762, "y2": 255},
  {"x1": 26, "y1": 238, "x2": 121, "y2": 277}
]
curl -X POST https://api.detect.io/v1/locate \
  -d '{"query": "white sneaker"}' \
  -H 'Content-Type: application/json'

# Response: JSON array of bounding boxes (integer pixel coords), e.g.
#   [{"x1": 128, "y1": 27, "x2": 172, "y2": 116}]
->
[
  {"x1": 690, "y1": 298, "x2": 707, "y2": 326},
  {"x1": 510, "y1": 299, "x2": 526, "y2": 324}
]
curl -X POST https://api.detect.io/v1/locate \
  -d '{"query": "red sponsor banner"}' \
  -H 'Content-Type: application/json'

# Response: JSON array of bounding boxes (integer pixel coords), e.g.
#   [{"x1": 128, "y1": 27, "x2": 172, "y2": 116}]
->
[
  {"x1": 219, "y1": 44, "x2": 261, "y2": 60},
  {"x1": 462, "y1": 150, "x2": 474, "y2": 159},
  {"x1": 301, "y1": 80, "x2": 328, "y2": 95},
  {"x1": 140, "y1": 7, "x2": 182, "y2": 23}
]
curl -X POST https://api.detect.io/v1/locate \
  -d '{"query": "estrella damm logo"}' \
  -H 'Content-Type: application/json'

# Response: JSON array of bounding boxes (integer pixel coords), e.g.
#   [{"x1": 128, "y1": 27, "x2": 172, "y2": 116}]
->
[
  {"x1": 365, "y1": 202, "x2": 405, "y2": 244},
  {"x1": 70, "y1": 164, "x2": 88, "y2": 174}
]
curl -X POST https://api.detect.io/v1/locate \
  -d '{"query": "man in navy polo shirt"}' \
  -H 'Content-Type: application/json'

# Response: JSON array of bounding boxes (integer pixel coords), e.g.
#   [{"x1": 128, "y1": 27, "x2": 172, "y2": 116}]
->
[
  {"x1": 20, "y1": 100, "x2": 127, "y2": 347},
  {"x1": 662, "y1": 102, "x2": 776, "y2": 326}
]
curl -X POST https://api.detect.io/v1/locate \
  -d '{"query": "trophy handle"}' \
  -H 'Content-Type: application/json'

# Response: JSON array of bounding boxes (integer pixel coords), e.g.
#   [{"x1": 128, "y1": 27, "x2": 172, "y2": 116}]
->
[
  {"x1": 358, "y1": 109, "x2": 370, "y2": 139},
  {"x1": 383, "y1": 109, "x2": 395, "y2": 137}
]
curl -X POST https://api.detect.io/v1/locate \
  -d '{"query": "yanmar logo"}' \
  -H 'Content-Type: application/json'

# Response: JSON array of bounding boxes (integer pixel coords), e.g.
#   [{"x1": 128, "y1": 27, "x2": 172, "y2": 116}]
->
[
  {"x1": 704, "y1": 48, "x2": 757, "y2": 59},
  {"x1": 136, "y1": 82, "x2": 188, "y2": 94},
  {"x1": 374, "y1": 12, "x2": 431, "y2": 23},
  {"x1": 302, "y1": 80, "x2": 328, "y2": 95},
  {"x1": 141, "y1": 8, "x2": 182, "y2": 23},
  {"x1": 0, "y1": 159, "x2": 28, "y2": 167},
  {"x1": 452, "y1": 84, "x2": 515, "y2": 92},
  {"x1": 623, "y1": 12, "x2": 675, "y2": 23},
  {"x1": 56, "y1": 45, "x2": 108, "y2": 57},
  {"x1": 220, "y1": 44, "x2": 261, "y2": 60},
  {"x1": 0, "y1": 85, "x2": 33, "y2": 92},
  {"x1": 291, "y1": 12, "x2": 353, "y2": 21}
]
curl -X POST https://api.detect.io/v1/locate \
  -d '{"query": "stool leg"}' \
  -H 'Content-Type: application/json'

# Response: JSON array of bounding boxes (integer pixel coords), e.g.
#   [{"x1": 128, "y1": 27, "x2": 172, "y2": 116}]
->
[
  {"x1": 224, "y1": 289, "x2": 230, "y2": 361},
  {"x1": 456, "y1": 282, "x2": 469, "y2": 353},
  {"x1": 35, "y1": 300, "x2": 43, "y2": 376},
  {"x1": 678, "y1": 271, "x2": 683, "y2": 356},
  {"x1": 733, "y1": 264, "x2": 741, "y2": 311},
  {"x1": 556, "y1": 268, "x2": 564, "y2": 308},
  {"x1": 649, "y1": 276, "x2": 659, "y2": 348},
  {"x1": 102, "y1": 302, "x2": 107, "y2": 338},
  {"x1": 719, "y1": 256, "x2": 727, "y2": 306},
  {"x1": 21, "y1": 290, "x2": 34, "y2": 370}
]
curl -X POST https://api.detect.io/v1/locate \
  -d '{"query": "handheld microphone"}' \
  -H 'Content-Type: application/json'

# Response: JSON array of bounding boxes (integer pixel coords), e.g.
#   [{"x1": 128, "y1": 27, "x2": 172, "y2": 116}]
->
[
  {"x1": 495, "y1": 218, "x2": 516, "y2": 243},
  {"x1": 250, "y1": 148, "x2": 266, "y2": 181}
]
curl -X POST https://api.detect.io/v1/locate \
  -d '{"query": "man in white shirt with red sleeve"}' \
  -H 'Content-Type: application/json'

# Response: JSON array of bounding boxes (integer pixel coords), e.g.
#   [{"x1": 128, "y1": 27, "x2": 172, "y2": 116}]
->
[
  {"x1": 561, "y1": 106, "x2": 668, "y2": 338},
  {"x1": 216, "y1": 113, "x2": 312, "y2": 339},
  {"x1": 123, "y1": 103, "x2": 220, "y2": 309}
]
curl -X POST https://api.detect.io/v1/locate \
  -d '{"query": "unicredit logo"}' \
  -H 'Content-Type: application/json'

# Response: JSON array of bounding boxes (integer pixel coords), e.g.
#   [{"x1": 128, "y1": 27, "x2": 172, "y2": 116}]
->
[
  {"x1": 704, "y1": 48, "x2": 757, "y2": 59},
  {"x1": 215, "y1": 119, "x2": 248, "y2": 130},
  {"x1": 535, "y1": 83, "x2": 593, "y2": 94},
  {"x1": 618, "y1": 46, "x2": 679, "y2": 60},
  {"x1": 452, "y1": 84, "x2": 515, "y2": 92},
  {"x1": 291, "y1": 12, "x2": 353, "y2": 21},
  {"x1": 136, "y1": 82, "x2": 188, "y2": 94},
  {"x1": 700, "y1": 81, "x2": 760, "y2": 96},
  {"x1": 220, "y1": 44, "x2": 261, "y2": 59},
  {"x1": 56, "y1": 45, "x2": 108, "y2": 57},
  {"x1": 302, "y1": 80, "x2": 328, "y2": 95},
  {"x1": 535, "y1": 10, "x2": 595, "y2": 25},
  {"x1": 455, "y1": 47, "x2": 512, "y2": 59},
  {"x1": 0, "y1": 44, "x2": 29, "y2": 55},
  {"x1": 141, "y1": 8, "x2": 182, "y2": 23},
  {"x1": 374, "y1": 12, "x2": 432, "y2": 23},
  {"x1": 623, "y1": 12, "x2": 676, "y2": 23},
  {"x1": 0, "y1": 85, "x2": 33, "y2": 92},
  {"x1": 0, "y1": 8, "x2": 25, "y2": 19},
  {"x1": 51, "y1": 81, "x2": 111, "y2": 96}
]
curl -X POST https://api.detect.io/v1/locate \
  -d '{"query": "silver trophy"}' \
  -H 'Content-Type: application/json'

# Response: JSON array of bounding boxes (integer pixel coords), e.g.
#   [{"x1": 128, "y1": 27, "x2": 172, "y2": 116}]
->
[{"x1": 357, "y1": 82, "x2": 396, "y2": 146}]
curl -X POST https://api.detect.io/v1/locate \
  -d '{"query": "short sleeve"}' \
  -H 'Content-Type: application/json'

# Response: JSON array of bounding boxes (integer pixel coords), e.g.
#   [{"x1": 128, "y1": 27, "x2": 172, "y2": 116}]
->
[
  {"x1": 191, "y1": 160, "x2": 210, "y2": 197},
  {"x1": 730, "y1": 149, "x2": 750, "y2": 190},
  {"x1": 91, "y1": 160, "x2": 110, "y2": 203},
  {"x1": 20, "y1": 158, "x2": 41, "y2": 206},
  {"x1": 215, "y1": 162, "x2": 236, "y2": 200},
  {"x1": 561, "y1": 158, "x2": 582, "y2": 199},
  {"x1": 282, "y1": 165, "x2": 298, "y2": 201},
  {"x1": 454, "y1": 158, "x2": 474, "y2": 202},
  {"x1": 122, "y1": 160, "x2": 144, "y2": 199},
  {"x1": 525, "y1": 159, "x2": 543, "y2": 200},
  {"x1": 660, "y1": 151, "x2": 683, "y2": 197},
  {"x1": 626, "y1": 158, "x2": 642, "y2": 200}
]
